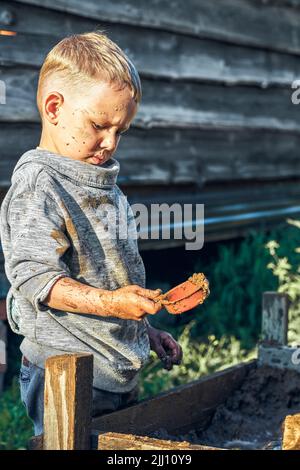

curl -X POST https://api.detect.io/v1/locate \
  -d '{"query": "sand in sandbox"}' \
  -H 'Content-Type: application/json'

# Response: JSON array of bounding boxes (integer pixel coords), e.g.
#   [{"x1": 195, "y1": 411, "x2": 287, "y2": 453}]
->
[{"x1": 150, "y1": 365, "x2": 300, "y2": 449}]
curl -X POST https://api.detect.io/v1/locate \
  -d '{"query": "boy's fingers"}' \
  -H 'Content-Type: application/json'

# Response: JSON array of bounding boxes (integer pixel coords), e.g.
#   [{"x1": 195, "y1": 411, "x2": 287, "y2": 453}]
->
[
  {"x1": 154, "y1": 345, "x2": 172, "y2": 369},
  {"x1": 161, "y1": 355, "x2": 173, "y2": 370},
  {"x1": 138, "y1": 297, "x2": 160, "y2": 315},
  {"x1": 143, "y1": 289, "x2": 162, "y2": 299},
  {"x1": 146, "y1": 288, "x2": 163, "y2": 299},
  {"x1": 132, "y1": 286, "x2": 162, "y2": 299}
]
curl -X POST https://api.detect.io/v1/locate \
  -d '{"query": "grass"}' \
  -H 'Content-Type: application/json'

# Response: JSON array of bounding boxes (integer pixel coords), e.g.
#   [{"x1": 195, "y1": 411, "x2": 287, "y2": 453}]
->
[{"x1": 0, "y1": 376, "x2": 32, "y2": 450}]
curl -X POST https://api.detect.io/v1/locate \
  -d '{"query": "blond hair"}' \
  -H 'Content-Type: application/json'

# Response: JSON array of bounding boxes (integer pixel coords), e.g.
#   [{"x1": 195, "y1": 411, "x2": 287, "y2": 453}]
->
[{"x1": 36, "y1": 31, "x2": 142, "y2": 118}]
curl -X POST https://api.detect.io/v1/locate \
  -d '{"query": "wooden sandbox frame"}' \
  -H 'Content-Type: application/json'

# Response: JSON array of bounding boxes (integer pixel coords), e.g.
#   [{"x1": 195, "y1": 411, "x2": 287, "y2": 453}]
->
[{"x1": 28, "y1": 292, "x2": 300, "y2": 450}]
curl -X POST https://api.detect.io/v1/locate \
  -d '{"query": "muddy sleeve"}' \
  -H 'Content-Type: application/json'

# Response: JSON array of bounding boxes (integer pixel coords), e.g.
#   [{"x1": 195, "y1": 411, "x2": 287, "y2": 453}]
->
[{"x1": 7, "y1": 188, "x2": 71, "y2": 312}]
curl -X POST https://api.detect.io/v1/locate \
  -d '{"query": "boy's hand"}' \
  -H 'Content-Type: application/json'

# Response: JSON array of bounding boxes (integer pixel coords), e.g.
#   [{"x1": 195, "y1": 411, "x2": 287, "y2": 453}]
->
[
  {"x1": 101, "y1": 285, "x2": 162, "y2": 321},
  {"x1": 146, "y1": 325, "x2": 183, "y2": 370}
]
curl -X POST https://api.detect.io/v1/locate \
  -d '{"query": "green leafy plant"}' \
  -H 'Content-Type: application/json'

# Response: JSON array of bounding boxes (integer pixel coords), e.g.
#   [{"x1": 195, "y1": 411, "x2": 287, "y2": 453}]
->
[
  {"x1": 140, "y1": 320, "x2": 256, "y2": 400},
  {"x1": 266, "y1": 219, "x2": 300, "y2": 345},
  {"x1": 0, "y1": 377, "x2": 32, "y2": 450},
  {"x1": 189, "y1": 230, "x2": 279, "y2": 349},
  {"x1": 141, "y1": 223, "x2": 300, "y2": 399}
]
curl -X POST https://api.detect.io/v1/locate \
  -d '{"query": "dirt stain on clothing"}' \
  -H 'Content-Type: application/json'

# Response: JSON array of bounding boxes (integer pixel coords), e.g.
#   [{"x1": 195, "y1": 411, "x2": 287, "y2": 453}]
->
[
  {"x1": 81, "y1": 196, "x2": 100, "y2": 210},
  {"x1": 51, "y1": 229, "x2": 68, "y2": 256},
  {"x1": 65, "y1": 217, "x2": 88, "y2": 275}
]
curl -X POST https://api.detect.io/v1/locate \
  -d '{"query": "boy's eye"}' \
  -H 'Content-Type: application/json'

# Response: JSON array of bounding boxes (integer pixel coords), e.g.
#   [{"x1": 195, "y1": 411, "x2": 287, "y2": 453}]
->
[
  {"x1": 92, "y1": 122, "x2": 105, "y2": 130},
  {"x1": 92, "y1": 122, "x2": 127, "y2": 136}
]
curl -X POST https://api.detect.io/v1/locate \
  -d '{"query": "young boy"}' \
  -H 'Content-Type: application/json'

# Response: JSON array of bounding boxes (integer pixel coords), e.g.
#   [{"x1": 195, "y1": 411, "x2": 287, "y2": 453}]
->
[{"x1": 0, "y1": 31, "x2": 182, "y2": 436}]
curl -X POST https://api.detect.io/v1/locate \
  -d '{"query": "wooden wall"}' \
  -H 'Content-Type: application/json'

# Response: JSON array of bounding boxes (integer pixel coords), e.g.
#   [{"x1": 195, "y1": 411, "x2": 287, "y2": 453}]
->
[{"x1": 1, "y1": 0, "x2": 300, "y2": 250}]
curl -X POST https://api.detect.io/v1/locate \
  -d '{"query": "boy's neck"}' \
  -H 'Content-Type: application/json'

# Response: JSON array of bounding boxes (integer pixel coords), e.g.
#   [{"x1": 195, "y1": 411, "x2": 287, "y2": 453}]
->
[{"x1": 38, "y1": 130, "x2": 59, "y2": 155}]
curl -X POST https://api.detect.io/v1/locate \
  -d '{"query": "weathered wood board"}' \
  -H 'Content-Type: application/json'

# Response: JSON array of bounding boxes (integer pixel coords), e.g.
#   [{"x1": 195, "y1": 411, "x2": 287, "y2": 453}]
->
[
  {"x1": 13, "y1": 0, "x2": 300, "y2": 56},
  {"x1": 3, "y1": 125, "x2": 300, "y2": 186},
  {"x1": 97, "y1": 432, "x2": 224, "y2": 450},
  {"x1": 0, "y1": 67, "x2": 299, "y2": 133},
  {"x1": 261, "y1": 292, "x2": 289, "y2": 346},
  {"x1": 1, "y1": 0, "x2": 300, "y2": 249},
  {"x1": 258, "y1": 344, "x2": 300, "y2": 371},
  {"x1": 91, "y1": 360, "x2": 256, "y2": 437},
  {"x1": 2, "y1": 1, "x2": 300, "y2": 86},
  {"x1": 282, "y1": 413, "x2": 300, "y2": 450},
  {"x1": 43, "y1": 353, "x2": 93, "y2": 450}
]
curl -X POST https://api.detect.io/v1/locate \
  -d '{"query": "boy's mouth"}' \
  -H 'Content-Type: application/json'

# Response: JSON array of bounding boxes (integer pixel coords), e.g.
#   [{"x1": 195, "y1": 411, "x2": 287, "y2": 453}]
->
[
  {"x1": 88, "y1": 153, "x2": 110, "y2": 165},
  {"x1": 90, "y1": 155, "x2": 103, "y2": 164},
  {"x1": 87, "y1": 151, "x2": 111, "y2": 165}
]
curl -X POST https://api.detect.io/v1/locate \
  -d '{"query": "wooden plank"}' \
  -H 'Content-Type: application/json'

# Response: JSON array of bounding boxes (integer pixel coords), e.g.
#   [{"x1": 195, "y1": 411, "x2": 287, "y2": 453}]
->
[
  {"x1": 261, "y1": 292, "x2": 289, "y2": 345},
  {"x1": 2, "y1": 123, "x2": 300, "y2": 246},
  {"x1": 1, "y1": 67, "x2": 300, "y2": 133},
  {"x1": 43, "y1": 353, "x2": 93, "y2": 450},
  {"x1": 258, "y1": 344, "x2": 300, "y2": 371},
  {"x1": 2, "y1": 3, "x2": 300, "y2": 87},
  {"x1": 26, "y1": 430, "x2": 224, "y2": 450},
  {"x1": 118, "y1": 128, "x2": 300, "y2": 184},
  {"x1": 2, "y1": 150, "x2": 300, "y2": 213},
  {"x1": 97, "y1": 432, "x2": 223, "y2": 450},
  {"x1": 92, "y1": 360, "x2": 256, "y2": 436},
  {"x1": 13, "y1": 0, "x2": 300, "y2": 56},
  {"x1": 3, "y1": 124, "x2": 300, "y2": 187},
  {"x1": 282, "y1": 413, "x2": 300, "y2": 450}
]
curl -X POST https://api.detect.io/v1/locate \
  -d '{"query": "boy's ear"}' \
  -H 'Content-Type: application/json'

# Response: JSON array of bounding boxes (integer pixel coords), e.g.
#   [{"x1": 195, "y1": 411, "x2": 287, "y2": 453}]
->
[{"x1": 43, "y1": 92, "x2": 64, "y2": 124}]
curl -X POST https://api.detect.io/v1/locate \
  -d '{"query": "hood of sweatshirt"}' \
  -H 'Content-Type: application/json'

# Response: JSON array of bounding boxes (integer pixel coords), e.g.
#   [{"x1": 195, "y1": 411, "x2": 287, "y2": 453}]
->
[{"x1": 12, "y1": 147, "x2": 120, "y2": 189}]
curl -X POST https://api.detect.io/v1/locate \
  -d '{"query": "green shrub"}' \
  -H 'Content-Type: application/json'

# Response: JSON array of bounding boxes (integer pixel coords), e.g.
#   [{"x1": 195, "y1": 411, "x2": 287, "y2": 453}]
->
[
  {"x1": 140, "y1": 222, "x2": 300, "y2": 399},
  {"x1": 0, "y1": 377, "x2": 32, "y2": 450},
  {"x1": 189, "y1": 225, "x2": 300, "y2": 349},
  {"x1": 266, "y1": 219, "x2": 300, "y2": 345},
  {"x1": 140, "y1": 320, "x2": 256, "y2": 400}
]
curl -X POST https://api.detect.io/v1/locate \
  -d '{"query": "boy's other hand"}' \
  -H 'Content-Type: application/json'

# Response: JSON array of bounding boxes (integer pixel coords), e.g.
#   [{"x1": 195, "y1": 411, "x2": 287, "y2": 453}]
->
[
  {"x1": 147, "y1": 326, "x2": 183, "y2": 370},
  {"x1": 100, "y1": 285, "x2": 162, "y2": 321}
]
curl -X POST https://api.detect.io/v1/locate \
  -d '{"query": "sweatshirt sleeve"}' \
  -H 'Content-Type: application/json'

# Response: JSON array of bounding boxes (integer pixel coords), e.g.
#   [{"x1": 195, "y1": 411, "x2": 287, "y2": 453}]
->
[{"x1": 7, "y1": 188, "x2": 71, "y2": 312}]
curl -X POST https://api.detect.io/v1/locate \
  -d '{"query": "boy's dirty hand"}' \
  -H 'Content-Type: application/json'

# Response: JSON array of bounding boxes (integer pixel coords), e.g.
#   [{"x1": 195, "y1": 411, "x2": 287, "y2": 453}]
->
[
  {"x1": 101, "y1": 285, "x2": 163, "y2": 321},
  {"x1": 147, "y1": 326, "x2": 183, "y2": 370}
]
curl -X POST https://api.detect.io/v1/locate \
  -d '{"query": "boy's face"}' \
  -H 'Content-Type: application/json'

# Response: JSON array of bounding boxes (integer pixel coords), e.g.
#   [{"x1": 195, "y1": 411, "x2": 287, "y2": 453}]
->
[{"x1": 40, "y1": 80, "x2": 138, "y2": 166}]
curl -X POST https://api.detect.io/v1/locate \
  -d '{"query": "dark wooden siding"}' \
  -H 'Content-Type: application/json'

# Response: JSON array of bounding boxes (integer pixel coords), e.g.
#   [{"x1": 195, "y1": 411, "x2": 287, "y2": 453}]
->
[{"x1": 1, "y1": 0, "x2": 300, "y2": 253}]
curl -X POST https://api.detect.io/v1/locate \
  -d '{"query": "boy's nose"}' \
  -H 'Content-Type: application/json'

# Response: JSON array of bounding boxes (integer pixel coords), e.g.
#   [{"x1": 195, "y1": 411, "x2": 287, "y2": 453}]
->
[{"x1": 100, "y1": 132, "x2": 118, "y2": 152}]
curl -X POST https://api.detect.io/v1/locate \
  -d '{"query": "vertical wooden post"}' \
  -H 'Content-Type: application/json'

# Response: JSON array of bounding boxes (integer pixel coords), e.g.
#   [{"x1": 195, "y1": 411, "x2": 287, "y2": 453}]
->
[
  {"x1": 43, "y1": 353, "x2": 93, "y2": 450},
  {"x1": 261, "y1": 292, "x2": 289, "y2": 346},
  {"x1": 282, "y1": 414, "x2": 300, "y2": 450}
]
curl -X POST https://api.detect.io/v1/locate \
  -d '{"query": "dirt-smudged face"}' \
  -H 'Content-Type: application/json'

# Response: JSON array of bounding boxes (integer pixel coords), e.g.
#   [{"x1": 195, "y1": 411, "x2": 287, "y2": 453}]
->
[{"x1": 39, "y1": 80, "x2": 138, "y2": 166}]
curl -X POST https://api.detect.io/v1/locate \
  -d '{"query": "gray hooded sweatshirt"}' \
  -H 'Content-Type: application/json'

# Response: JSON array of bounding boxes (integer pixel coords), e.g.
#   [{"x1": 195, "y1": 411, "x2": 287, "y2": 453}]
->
[{"x1": 0, "y1": 148, "x2": 150, "y2": 392}]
